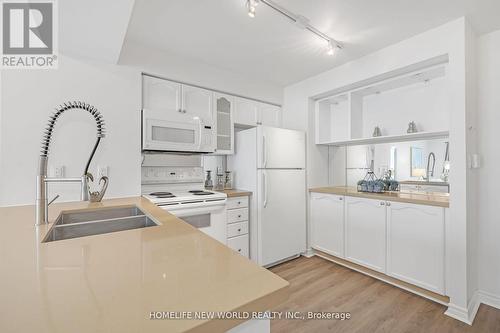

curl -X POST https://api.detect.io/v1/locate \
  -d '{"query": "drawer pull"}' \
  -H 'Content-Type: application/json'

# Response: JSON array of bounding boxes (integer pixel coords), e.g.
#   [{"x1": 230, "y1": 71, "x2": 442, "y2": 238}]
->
[
  {"x1": 380, "y1": 202, "x2": 385, "y2": 206},
  {"x1": 238, "y1": 249, "x2": 241, "y2": 252},
  {"x1": 238, "y1": 215, "x2": 242, "y2": 218},
  {"x1": 237, "y1": 228, "x2": 241, "y2": 232},
  {"x1": 237, "y1": 201, "x2": 241, "y2": 204}
]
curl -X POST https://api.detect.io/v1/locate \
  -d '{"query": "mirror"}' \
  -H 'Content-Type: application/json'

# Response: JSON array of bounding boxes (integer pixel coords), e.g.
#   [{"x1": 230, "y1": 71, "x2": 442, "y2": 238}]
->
[
  {"x1": 337, "y1": 139, "x2": 451, "y2": 187},
  {"x1": 410, "y1": 147, "x2": 425, "y2": 178}
]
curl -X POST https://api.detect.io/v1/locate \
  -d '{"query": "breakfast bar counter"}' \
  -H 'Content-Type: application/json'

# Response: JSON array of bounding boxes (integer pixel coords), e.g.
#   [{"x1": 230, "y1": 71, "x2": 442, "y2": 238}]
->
[{"x1": 0, "y1": 197, "x2": 288, "y2": 333}]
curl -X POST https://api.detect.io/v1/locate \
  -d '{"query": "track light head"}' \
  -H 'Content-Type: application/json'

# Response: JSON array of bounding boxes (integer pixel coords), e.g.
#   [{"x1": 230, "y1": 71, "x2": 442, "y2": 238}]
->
[
  {"x1": 246, "y1": 0, "x2": 259, "y2": 18},
  {"x1": 327, "y1": 40, "x2": 335, "y2": 56}
]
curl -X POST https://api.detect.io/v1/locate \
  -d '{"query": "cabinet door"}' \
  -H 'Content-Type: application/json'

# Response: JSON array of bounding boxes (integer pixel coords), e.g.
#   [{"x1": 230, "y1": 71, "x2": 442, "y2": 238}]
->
[
  {"x1": 182, "y1": 85, "x2": 213, "y2": 125},
  {"x1": 387, "y1": 202, "x2": 445, "y2": 294},
  {"x1": 345, "y1": 196, "x2": 386, "y2": 272},
  {"x1": 213, "y1": 93, "x2": 234, "y2": 154},
  {"x1": 310, "y1": 193, "x2": 345, "y2": 257},
  {"x1": 234, "y1": 97, "x2": 258, "y2": 126},
  {"x1": 142, "y1": 76, "x2": 181, "y2": 112},
  {"x1": 258, "y1": 103, "x2": 282, "y2": 127}
]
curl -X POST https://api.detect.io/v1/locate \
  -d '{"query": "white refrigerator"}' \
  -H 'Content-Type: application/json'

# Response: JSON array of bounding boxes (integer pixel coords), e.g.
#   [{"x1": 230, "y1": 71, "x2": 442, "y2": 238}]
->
[{"x1": 228, "y1": 126, "x2": 306, "y2": 267}]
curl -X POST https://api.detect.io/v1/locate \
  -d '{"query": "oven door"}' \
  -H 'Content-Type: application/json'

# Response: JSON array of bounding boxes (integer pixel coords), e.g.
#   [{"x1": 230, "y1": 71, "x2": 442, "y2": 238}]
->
[
  {"x1": 142, "y1": 109, "x2": 202, "y2": 152},
  {"x1": 167, "y1": 205, "x2": 227, "y2": 244}
]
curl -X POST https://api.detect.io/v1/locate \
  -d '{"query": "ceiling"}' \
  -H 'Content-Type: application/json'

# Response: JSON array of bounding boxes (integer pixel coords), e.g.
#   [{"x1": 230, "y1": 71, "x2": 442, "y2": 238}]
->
[{"x1": 123, "y1": 0, "x2": 500, "y2": 86}]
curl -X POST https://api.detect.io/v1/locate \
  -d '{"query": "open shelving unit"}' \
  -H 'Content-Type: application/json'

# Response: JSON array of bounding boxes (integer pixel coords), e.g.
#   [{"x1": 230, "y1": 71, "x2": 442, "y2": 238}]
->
[{"x1": 315, "y1": 62, "x2": 450, "y2": 146}]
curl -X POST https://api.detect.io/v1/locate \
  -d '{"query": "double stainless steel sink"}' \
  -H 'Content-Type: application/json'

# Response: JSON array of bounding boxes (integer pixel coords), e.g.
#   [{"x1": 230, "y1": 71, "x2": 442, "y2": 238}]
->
[{"x1": 43, "y1": 206, "x2": 159, "y2": 243}]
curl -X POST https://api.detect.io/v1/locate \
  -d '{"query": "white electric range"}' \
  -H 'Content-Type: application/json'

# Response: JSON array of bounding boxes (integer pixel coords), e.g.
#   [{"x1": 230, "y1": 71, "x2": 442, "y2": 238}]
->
[{"x1": 141, "y1": 163, "x2": 227, "y2": 243}]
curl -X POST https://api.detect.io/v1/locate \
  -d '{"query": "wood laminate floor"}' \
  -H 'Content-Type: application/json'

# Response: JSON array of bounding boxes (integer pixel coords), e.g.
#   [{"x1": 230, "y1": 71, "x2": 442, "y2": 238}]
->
[{"x1": 269, "y1": 256, "x2": 500, "y2": 333}]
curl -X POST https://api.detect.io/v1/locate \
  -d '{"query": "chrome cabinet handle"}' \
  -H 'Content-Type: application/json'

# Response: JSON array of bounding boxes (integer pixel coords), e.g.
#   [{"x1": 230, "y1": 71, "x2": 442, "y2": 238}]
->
[
  {"x1": 380, "y1": 202, "x2": 385, "y2": 206},
  {"x1": 386, "y1": 202, "x2": 391, "y2": 206}
]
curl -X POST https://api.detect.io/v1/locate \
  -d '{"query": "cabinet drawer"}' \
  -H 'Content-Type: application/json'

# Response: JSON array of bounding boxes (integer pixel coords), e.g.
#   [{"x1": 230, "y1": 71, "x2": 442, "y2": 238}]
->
[
  {"x1": 227, "y1": 234, "x2": 249, "y2": 258},
  {"x1": 227, "y1": 197, "x2": 248, "y2": 210},
  {"x1": 227, "y1": 208, "x2": 248, "y2": 224},
  {"x1": 227, "y1": 221, "x2": 249, "y2": 238}
]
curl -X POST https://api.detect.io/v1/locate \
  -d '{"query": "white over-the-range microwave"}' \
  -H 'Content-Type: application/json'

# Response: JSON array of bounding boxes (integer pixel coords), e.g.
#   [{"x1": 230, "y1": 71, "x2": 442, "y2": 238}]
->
[{"x1": 142, "y1": 109, "x2": 215, "y2": 153}]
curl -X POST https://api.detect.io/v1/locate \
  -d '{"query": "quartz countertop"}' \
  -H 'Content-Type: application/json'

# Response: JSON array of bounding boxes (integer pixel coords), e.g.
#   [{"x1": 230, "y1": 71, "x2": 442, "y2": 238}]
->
[
  {"x1": 309, "y1": 186, "x2": 449, "y2": 208},
  {"x1": 0, "y1": 197, "x2": 288, "y2": 333},
  {"x1": 214, "y1": 189, "x2": 252, "y2": 198}
]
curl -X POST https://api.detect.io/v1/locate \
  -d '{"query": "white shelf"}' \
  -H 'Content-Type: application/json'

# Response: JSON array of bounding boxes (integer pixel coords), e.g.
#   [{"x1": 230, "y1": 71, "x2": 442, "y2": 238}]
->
[{"x1": 318, "y1": 130, "x2": 449, "y2": 147}]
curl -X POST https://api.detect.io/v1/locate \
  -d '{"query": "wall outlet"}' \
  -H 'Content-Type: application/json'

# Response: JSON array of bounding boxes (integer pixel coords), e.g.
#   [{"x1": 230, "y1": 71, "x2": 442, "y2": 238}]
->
[
  {"x1": 50, "y1": 165, "x2": 65, "y2": 178},
  {"x1": 97, "y1": 165, "x2": 108, "y2": 178}
]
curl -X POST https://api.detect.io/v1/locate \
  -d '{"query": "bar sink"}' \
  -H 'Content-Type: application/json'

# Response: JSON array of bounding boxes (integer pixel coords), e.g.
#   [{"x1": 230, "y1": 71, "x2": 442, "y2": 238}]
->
[{"x1": 42, "y1": 206, "x2": 159, "y2": 242}]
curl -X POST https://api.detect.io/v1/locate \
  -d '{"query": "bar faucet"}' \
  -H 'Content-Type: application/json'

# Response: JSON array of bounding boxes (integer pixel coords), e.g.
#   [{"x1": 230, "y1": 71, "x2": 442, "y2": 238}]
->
[
  {"x1": 425, "y1": 152, "x2": 436, "y2": 181},
  {"x1": 35, "y1": 101, "x2": 106, "y2": 226}
]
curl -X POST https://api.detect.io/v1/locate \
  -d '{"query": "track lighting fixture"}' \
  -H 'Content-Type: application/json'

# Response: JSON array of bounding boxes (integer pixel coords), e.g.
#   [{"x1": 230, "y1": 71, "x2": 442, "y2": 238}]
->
[{"x1": 245, "y1": 0, "x2": 343, "y2": 56}]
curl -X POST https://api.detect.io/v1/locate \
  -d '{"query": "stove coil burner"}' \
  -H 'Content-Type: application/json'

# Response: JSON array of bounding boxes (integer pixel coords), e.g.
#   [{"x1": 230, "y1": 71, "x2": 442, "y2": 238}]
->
[
  {"x1": 150, "y1": 192, "x2": 176, "y2": 198},
  {"x1": 191, "y1": 191, "x2": 214, "y2": 196}
]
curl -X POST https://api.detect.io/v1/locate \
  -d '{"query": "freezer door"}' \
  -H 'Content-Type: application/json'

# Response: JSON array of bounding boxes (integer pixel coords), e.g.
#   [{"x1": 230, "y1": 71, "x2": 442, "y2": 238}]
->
[
  {"x1": 257, "y1": 126, "x2": 306, "y2": 169},
  {"x1": 257, "y1": 169, "x2": 306, "y2": 266}
]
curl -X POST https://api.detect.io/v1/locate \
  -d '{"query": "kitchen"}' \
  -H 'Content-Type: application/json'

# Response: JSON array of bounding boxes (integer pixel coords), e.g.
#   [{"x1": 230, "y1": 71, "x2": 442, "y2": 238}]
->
[{"x1": 1, "y1": 1, "x2": 500, "y2": 332}]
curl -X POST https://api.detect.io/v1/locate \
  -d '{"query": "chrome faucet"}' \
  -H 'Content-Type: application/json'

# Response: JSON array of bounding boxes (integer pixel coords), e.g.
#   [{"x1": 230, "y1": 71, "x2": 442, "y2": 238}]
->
[
  {"x1": 425, "y1": 152, "x2": 436, "y2": 181},
  {"x1": 35, "y1": 101, "x2": 106, "y2": 225}
]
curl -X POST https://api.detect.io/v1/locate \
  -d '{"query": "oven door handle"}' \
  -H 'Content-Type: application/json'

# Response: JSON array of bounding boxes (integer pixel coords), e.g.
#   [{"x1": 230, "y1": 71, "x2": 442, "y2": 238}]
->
[{"x1": 168, "y1": 204, "x2": 225, "y2": 217}]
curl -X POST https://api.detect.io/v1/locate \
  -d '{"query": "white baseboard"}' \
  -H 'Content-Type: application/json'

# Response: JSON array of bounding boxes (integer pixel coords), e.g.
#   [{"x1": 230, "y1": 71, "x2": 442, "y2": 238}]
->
[
  {"x1": 302, "y1": 248, "x2": 314, "y2": 258},
  {"x1": 445, "y1": 302, "x2": 473, "y2": 325},
  {"x1": 478, "y1": 290, "x2": 500, "y2": 310},
  {"x1": 445, "y1": 290, "x2": 500, "y2": 325}
]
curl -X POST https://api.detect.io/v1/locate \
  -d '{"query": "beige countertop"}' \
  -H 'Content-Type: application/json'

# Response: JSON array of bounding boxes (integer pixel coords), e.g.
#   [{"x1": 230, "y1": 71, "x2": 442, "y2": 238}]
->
[
  {"x1": 0, "y1": 197, "x2": 288, "y2": 333},
  {"x1": 309, "y1": 186, "x2": 450, "y2": 208},
  {"x1": 214, "y1": 189, "x2": 252, "y2": 198}
]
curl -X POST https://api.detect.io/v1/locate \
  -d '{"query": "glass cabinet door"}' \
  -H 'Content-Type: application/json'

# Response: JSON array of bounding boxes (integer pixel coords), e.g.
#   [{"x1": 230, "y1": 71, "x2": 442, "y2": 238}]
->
[{"x1": 214, "y1": 94, "x2": 234, "y2": 154}]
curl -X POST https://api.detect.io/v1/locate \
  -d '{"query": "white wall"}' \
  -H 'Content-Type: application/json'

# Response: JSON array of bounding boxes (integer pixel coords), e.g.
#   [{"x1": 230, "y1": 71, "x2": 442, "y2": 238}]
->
[
  {"x1": 282, "y1": 18, "x2": 474, "y2": 319},
  {"x1": 477, "y1": 29, "x2": 500, "y2": 299},
  {"x1": 119, "y1": 40, "x2": 283, "y2": 105},
  {"x1": 0, "y1": 55, "x2": 142, "y2": 206}
]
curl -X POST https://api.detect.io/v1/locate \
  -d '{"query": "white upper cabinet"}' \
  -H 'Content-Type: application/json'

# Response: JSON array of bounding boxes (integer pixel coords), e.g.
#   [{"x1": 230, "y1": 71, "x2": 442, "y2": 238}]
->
[
  {"x1": 182, "y1": 85, "x2": 213, "y2": 125},
  {"x1": 345, "y1": 196, "x2": 387, "y2": 273},
  {"x1": 142, "y1": 76, "x2": 181, "y2": 112},
  {"x1": 234, "y1": 97, "x2": 282, "y2": 127},
  {"x1": 258, "y1": 102, "x2": 282, "y2": 127},
  {"x1": 310, "y1": 193, "x2": 345, "y2": 257},
  {"x1": 213, "y1": 93, "x2": 234, "y2": 154},
  {"x1": 386, "y1": 202, "x2": 445, "y2": 294},
  {"x1": 234, "y1": 97, "x2": 259, "y2": 126}
]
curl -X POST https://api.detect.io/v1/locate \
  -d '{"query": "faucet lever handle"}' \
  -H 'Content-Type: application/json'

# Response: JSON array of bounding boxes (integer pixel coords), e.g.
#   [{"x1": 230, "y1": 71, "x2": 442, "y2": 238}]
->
[
  {"x1": 48, "y1": 194, "x2": 60, "y2": 206},
  {"x1": 88, "y1": 176, "x2": 109, "y2": 203}
]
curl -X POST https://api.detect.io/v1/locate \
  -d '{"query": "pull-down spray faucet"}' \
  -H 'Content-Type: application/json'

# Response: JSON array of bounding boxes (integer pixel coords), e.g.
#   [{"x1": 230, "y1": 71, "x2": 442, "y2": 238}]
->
[{"x1": 35, "y1": 101, "x2": 105, "y2": 225}]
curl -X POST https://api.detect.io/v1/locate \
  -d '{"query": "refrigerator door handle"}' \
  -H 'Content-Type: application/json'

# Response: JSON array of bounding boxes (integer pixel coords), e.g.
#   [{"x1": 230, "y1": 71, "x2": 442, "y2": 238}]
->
[
  {"x1": 263, "y1": 171, "x2": 268, "y2": 208},
  {"x1": 262, "y1": 135, "x2": 267, "y2": 168}
]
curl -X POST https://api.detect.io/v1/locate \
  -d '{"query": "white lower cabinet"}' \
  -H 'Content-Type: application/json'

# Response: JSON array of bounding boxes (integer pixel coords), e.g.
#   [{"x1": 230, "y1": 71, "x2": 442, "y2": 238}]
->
[
  {"x1": 311, "y1": 194, "x2": 447, "y2": 295},
  {"x1": 345, "y1": 196, "x2": 387, "y2": 273},
  {"x1": 310, "y1": 193, "x2": 345, "y2": 257},
  {"x1": 386, "y1": 202, "x2": 445, "y2": 294},
  {"x1": 226, "y1": 196, "x2": 250, "y2": 258}
]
